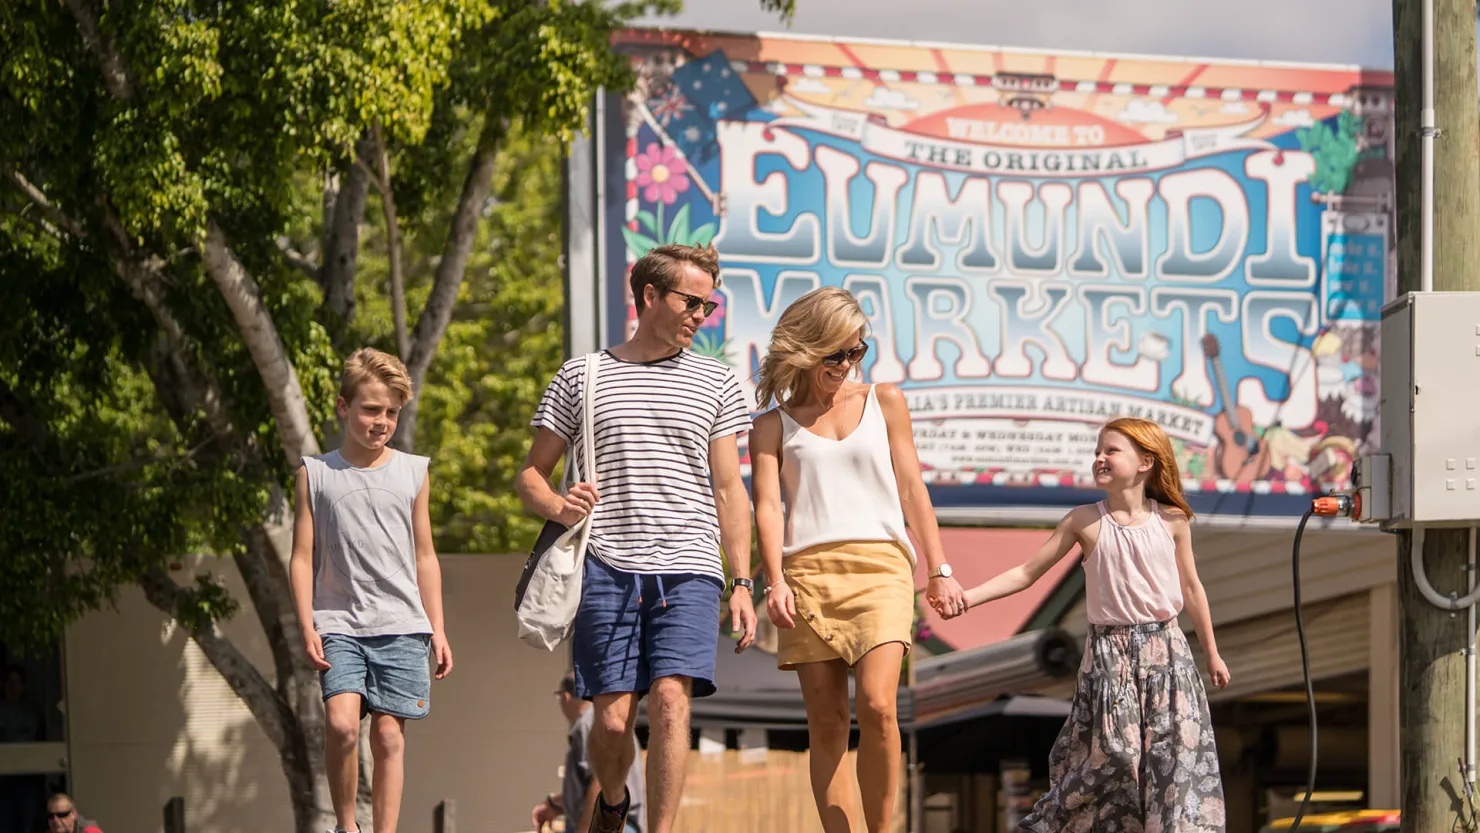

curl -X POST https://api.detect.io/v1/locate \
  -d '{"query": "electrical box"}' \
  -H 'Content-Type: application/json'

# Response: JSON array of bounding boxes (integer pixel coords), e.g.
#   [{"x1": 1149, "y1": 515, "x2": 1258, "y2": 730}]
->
[
  {"x1": 1351, "y1": 454, "x2": 1391, "y2": 523},
  {"x1": 1379, "y1": 292, "x2": 1480, "y2": 527}
]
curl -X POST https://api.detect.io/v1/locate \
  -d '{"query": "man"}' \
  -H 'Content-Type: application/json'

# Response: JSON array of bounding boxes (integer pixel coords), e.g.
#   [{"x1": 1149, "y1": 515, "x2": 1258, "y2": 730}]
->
[
  {"x1": 45, "y1": 793, "x2": 103, "y2": 833},
  {"x1": 532, "y1": 673, "x2": 646, "y2": 833},
  {"x1": 517, "y1": 243, "x2": 757, "y2": 833}
]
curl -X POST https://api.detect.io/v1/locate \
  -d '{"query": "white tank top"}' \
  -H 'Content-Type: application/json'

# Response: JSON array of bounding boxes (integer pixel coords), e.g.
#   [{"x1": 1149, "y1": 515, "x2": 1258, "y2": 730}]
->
[
  {"x1": 778, "y1": 386, "x2": 916, "y2": 562},
  {"x1": 1082, "y1": 500, "x2": 1185, "y2": 626}
]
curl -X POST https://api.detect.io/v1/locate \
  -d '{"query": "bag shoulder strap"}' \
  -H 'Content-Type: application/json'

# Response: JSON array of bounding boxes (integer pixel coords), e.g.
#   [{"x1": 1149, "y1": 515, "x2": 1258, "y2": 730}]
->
[
  {"x1": 580, "y1": 352, "x2": 600, "y2": 485},
  {"x1": 558, "y1": 352, "x2": 602, "y2": 491}
]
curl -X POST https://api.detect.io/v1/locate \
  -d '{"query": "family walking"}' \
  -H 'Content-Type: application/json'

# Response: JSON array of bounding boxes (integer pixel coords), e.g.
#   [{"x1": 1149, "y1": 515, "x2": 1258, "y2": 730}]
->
[{"x1": 290, "y1": 241, "x2": 1232, "y2": 833}]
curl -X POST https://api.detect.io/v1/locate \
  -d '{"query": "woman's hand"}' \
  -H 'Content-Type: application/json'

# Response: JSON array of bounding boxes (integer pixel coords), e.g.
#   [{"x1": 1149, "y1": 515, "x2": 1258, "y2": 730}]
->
[
  {"x1": 927, "y1": 575, "x2": 966, "y2": 619},
  {"x1": 766, "y1": 580, "x2": 797, "y2": 629}
]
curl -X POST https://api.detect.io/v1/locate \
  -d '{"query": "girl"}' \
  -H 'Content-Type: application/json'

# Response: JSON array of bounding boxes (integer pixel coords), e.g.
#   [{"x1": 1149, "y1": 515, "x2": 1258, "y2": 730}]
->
[
  {"x1": 750, "y1": 287, "x2": 965, "y2": 833},
  {"x1": 951, "y1": 417, "x2": 1231, "y2": 833}
]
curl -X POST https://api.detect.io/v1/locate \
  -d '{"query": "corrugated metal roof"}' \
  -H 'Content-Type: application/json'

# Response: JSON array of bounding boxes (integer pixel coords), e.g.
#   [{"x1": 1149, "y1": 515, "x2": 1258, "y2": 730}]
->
[{"x1": 1201, "y1": 592, "x2": 1371, "y2": 702}]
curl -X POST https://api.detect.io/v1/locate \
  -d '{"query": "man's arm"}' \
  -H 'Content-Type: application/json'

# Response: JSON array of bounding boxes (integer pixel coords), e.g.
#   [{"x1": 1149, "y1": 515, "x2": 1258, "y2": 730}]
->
[
  {"x1": 516, "y1": 427, "x2": 598, "y2": 527},
  {"x1": 710, "y1": 432, "x2": 756, "y2": 651}
]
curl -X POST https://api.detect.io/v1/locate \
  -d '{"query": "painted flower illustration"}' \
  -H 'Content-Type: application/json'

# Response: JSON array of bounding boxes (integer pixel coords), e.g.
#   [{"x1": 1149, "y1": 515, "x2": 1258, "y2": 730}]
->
[{"x1": 635, "y1": 143, "x2": 690, "y2": 205}]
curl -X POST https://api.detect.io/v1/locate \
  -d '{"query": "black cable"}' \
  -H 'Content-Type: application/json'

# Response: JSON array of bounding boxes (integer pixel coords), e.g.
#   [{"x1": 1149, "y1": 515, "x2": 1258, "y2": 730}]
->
[{"x1": 1290, "y1": 507, "x2": 1317, "y2": 832}]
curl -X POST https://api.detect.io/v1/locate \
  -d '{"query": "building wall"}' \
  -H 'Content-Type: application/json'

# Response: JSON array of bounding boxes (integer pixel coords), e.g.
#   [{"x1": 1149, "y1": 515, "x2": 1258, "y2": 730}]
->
[{"x1": 64, "y1": 554, "x2": 569, "y2": 833}]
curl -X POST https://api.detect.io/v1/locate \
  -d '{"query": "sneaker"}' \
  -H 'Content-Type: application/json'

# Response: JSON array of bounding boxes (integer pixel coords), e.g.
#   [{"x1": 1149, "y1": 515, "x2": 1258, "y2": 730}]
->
[{"x1": 587, "y1": 790, "x2": 630, "y2": 833}]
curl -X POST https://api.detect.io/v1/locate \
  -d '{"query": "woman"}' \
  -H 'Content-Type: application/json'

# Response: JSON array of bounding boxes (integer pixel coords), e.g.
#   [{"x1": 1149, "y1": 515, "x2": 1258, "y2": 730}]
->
[{"x1": 750, "y1": 287, "x2": 965, "y2": 833}]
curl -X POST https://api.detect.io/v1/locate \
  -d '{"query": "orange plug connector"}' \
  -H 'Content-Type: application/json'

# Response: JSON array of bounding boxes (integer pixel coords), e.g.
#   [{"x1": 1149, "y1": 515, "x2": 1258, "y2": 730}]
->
[{"x1": 1312, "y1": 493, "x2": 1358, "y2": 518}]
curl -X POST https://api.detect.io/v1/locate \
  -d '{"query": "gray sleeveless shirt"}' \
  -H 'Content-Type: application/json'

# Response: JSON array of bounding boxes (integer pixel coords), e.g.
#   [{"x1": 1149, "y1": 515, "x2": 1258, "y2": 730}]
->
[{"x1": 302, "y1": 449, "x2": 433, "y2": 637}]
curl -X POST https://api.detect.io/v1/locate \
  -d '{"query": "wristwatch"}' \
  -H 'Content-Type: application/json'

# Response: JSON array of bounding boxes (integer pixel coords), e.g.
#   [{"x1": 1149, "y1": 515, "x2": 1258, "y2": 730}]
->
[
  {"x1": 729, "y1": 577, "x2": 755, "y2": 593},
  {"x1": 930, "y1": 563, "x2": 953, "y2": 579}
]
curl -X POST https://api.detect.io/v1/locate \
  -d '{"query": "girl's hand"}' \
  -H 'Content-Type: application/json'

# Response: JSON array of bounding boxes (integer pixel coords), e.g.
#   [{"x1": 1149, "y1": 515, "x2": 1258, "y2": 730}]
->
[
  {"x1": 1207, "y1": 652, "x2": 1231, "y2": 689},
  {"x1": 766, "y1": 580, "x2": 797, "y2": 629},
  {"x1": 927, "y1": 575, "x2": 966, "y2": 619}
]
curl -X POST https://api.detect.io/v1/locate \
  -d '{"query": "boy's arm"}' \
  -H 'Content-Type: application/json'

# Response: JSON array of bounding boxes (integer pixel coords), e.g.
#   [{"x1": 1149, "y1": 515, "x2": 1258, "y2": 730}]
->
[
  {"x1": 288, "y1": 466, "x2": 330, "y2": 669},
  {"x1": 413, "y1": 470, "x2": 453, "y2": 679}
]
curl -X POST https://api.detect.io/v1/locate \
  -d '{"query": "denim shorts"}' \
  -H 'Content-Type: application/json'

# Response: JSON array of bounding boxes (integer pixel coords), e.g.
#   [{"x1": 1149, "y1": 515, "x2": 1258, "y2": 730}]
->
[
  {"x1": 320, "y1": 633, "x2": 432, "y2": 720},
  {"x1": 573, "y1": 556, "x2": 723, "y2": 701}
]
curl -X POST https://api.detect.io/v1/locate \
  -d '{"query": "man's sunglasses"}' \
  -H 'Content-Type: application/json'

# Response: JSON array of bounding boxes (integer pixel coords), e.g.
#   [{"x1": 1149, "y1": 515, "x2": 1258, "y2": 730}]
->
[
  {"x1": 822, "y1": 343, "x2": 869, "y2": 367},
  {"x1": 666, "y1": 289, "x2": 720, "y2": 318},
  {"x1": 49, "y1": 810, "x2": 74, "y2": 819}
]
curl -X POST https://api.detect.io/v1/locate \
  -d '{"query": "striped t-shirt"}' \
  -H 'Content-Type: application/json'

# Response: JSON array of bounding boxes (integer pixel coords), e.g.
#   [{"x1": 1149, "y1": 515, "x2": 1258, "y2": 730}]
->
[{"x1": 531, "y1": 349, "x2": 752, "y2": 582}]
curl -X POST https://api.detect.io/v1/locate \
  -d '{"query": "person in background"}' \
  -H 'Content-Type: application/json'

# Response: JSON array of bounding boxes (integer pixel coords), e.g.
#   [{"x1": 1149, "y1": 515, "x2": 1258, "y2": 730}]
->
[
  {"x1": 749, "y1": 287, "x2": 965, "y2": 833},
  {"x1": 948, "y1": 417, "x2": 1231, "y2": 833},
  {"x1": 45, "y1": 793, "x2": 103, "y2": 833},
  {"x1": 532, "y1": 672, "x2": 645, "y2": 833}
]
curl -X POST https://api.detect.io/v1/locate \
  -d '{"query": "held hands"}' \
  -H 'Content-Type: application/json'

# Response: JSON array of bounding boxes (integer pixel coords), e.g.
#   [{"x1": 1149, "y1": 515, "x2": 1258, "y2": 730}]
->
[
  {"x1": 730, "y1": 587, "x2": 758, "y2": 653},
  {"x1": 432, "y1": 632, "x2": 454, "y2": 680},
  {"x1": 557, "y1": 482, "x2": 600, "y2": 527},
  {"x1": 766, "y1": 580, "x2": 797, "y2": 629},
  {"x1": 1207, "y1": 652, "x2": 1231, "y2": 689},
  {"x1": 927, "y1": 575, "x2": 967, "y2": 620}
]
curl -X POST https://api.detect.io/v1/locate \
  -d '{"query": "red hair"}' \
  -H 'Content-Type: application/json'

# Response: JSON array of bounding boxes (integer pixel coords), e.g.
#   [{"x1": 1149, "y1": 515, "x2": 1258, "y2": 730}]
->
[{"x1": 1101, "y1": 417, "x2": 1195, "y2": 520}]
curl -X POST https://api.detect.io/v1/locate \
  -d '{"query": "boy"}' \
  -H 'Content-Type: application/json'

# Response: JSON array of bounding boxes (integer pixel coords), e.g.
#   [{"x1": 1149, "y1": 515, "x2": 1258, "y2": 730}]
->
[{"x1": 290, "y1": 347, "x2": 454, "y2": 833}]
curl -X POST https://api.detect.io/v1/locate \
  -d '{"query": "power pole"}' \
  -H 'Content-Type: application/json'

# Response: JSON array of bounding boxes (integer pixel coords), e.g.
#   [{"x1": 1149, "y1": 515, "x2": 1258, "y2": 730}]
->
[{"x1": 1391, "y1": 0, "x2": 1480, "y2": 830}]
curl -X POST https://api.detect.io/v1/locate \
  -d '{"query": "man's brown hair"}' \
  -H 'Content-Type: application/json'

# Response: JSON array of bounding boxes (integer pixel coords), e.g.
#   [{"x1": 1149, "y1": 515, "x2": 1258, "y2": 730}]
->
[
  {"x1": 340, "y1": 347, "x2": 414, "y2": 404},
  {"x1": 629, "y1": 243, "x2": 721, "y2": 313}
]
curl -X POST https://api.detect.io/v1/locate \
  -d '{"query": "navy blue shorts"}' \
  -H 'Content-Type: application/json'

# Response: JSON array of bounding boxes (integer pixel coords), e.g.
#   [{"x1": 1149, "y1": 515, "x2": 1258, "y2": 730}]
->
[
  {"x1": 320, "y1": 633, "x2": 431, "y2": 720},
  {"x1": 573, "y1": 555, "x2": 723, "y2": 701}
]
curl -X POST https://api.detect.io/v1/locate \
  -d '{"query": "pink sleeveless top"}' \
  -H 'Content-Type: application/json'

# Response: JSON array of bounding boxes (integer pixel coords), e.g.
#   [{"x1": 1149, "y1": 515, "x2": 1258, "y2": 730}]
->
[{"x1": 1082, "y1": 500, "x2": 1185, "y2": 626}]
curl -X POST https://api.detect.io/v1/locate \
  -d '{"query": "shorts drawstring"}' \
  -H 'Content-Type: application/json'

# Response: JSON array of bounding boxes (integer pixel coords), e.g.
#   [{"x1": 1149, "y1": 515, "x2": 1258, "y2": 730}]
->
[{"x1": 637, "y1": 574, "x2": 669, "y2": 608}]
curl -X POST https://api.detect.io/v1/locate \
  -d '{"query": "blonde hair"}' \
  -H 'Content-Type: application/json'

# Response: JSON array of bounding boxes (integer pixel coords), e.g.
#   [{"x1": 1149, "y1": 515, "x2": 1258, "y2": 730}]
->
[
  {"x1": 1101, "y1": 417, "x2": 1195, "y2": 520},
  {"x1": 340, "y1": 347, "x2": 414, "y2": 404},
  {"x1": 754, "y1": 287, "x2": 869, "y2": 408}
]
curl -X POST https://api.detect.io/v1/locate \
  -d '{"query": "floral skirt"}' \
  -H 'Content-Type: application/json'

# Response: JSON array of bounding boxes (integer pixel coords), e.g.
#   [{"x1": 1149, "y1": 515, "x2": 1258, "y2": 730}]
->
[{"x1": 1021, "y1": 620, "x2": 1225, "y2": 833}]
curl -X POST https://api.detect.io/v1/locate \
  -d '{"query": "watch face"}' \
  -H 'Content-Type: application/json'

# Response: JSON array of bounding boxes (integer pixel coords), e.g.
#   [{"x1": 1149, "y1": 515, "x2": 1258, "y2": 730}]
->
[{"x1": 936, "y1": 564, "x2": 953, "y2": 578}]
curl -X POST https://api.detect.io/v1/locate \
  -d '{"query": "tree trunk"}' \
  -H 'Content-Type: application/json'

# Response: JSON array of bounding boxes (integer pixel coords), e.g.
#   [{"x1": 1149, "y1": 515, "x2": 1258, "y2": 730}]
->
[
  {"x1": 201, "y1": 221, "x2": 323, "y2": 465},
  {"x1": 322, "y1": 138, "x2": 375, "y2": 345},
  {"x1": 1391, "y1": 1, "x2": 1480, "y2": 831},
  {"x1": 392, "y1": 118, "x2": 507, "y2": 452}
]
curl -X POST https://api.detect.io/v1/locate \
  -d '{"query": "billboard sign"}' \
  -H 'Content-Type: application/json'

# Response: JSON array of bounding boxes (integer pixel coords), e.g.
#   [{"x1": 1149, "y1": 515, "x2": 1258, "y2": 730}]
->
[{"x1": 592, "y1": 30, "x2": 1395, "y2": 520}]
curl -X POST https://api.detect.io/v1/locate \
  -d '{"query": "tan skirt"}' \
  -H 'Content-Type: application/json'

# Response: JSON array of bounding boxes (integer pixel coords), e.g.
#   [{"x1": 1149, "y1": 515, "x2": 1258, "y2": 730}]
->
[{"x1": 776, "y1": 540, "x2": 916, "y2": 670}]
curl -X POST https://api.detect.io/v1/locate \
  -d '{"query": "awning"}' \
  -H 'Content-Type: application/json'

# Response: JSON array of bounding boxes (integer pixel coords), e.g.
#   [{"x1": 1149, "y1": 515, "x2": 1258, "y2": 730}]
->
[
  {"x1": 641, "y1": 628, "x2": 1079, "y2": 732},
  {"x1": 910, "y1": 628, "x2": 1081, "y2": 728}
]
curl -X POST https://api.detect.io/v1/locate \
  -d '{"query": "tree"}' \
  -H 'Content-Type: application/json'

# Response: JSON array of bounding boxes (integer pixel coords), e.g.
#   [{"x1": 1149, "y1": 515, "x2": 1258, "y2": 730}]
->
[{"x1": 0, "y1": 1, "x2": 793, "y2": 830}]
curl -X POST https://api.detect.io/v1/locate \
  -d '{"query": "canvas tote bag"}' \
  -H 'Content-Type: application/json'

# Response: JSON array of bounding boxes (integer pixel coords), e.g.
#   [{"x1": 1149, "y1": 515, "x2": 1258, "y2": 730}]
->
[{"x1": 513, "y1": 352, "x2": 599, "y2": 650}]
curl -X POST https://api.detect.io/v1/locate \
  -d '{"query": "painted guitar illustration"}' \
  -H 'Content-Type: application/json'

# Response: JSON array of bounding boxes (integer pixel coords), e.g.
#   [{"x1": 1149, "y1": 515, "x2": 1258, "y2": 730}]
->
[{"x1": 1201, "y1": 333, "x2": 1271, "y2": 482}]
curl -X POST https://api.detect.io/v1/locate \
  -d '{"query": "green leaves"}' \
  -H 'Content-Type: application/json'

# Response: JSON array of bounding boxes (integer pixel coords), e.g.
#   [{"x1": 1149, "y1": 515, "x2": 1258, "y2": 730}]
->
[{"x1": 1296, "y1": 110, "x2": 1362, "y2": 195}]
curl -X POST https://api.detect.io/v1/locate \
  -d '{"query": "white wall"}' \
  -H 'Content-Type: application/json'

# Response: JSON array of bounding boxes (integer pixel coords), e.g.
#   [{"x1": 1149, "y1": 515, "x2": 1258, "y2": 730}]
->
[{"x1": 65, "y1": 554, "x2": 569, "y2": 833}]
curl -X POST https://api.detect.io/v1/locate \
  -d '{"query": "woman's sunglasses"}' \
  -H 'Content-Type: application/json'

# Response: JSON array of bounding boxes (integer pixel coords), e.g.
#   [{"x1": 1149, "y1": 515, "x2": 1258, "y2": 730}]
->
[
  {"x1": 822, "y1": 343, "x2": 869, "y2": 367},
  {"x1": 666, "y1": 289, "x2": 720, "y2": 318}
]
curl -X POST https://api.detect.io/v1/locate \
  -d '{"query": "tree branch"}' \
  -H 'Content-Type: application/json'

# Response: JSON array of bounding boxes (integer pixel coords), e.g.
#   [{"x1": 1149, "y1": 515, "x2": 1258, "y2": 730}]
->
[
  {"x1": 3, "y1": 170, "x2": 86, "y2": 240},
  {"x1": 390, "y1": 118, "x2": 506, "y2": 452},
  {"x1": 359, "y1": 125, "x2": 409, "y2": 359},
  {"x1": 59, "y1": 0, "x2": 136, "y2": 100},
  {"x1": 139, "y1": 567, "x2": 293, "y2": 752},
  {"x1": 406, "y1": 117, "x2": 505, "y2": 386},
  {"x1": 201, "y1": 221, "x2": 322, "y2": 466},
  {"x1": 275, "y1": 237, "x2": 321, "y2": 283},
  {"x1": 321, "y1": 137, "x2": 375, "y2": 343}
]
